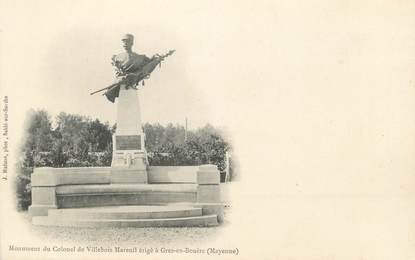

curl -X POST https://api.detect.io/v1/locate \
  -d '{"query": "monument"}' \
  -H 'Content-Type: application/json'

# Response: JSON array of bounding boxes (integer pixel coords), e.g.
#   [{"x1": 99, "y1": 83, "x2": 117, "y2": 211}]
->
[
  {"x1": 92, "y1": 34, "x2": 174, "y2": 183},
  {"x1": 109, "y1": 34, "x2": 169, "y2": 183},
  {"x1": 28, "y1": 34, "x2": 224, "y2": 228}
]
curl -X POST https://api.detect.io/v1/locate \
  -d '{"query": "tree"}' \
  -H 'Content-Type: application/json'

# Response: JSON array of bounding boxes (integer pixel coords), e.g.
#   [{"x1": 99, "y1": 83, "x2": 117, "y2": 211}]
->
[
  {"x1": 16, "y1": 109, "x2": 54, "y2": 210},
  {"x1": 143, "y1": 123, "x2": 231, "y2": 172},
  {"x1": 16, "y1": 112, "x2": 233, "y2": 211},
  {"x1": 85, "y1": 119, "x2": 113, "y2": 152},
  {"x1": 16, "y1": 111, "x2": 115, "y2": 210}
]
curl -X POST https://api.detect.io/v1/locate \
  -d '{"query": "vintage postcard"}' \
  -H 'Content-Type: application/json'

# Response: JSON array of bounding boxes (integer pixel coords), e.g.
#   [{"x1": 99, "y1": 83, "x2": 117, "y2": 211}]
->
[{"x1": 1, "y1": 1, "x2": 415, "y2": 260}]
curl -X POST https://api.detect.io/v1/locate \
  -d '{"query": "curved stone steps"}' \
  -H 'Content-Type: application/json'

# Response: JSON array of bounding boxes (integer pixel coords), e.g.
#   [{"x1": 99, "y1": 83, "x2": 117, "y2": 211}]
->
[
  {"x1": 32, "y1": 214, "x2": 219, "y2": 228},
  {"x1": 47, "y1": 205, "x2": 202, "y2": 220},
  {"x1": 31, "y1": 205, "x2": 219, "y2": 227}
]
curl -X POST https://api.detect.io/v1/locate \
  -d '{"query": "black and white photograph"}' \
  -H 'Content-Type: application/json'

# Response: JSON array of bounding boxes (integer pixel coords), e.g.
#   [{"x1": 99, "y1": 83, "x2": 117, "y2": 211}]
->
[{"x1": 1, "y1": 1, "x2": 415, "y2": 259}]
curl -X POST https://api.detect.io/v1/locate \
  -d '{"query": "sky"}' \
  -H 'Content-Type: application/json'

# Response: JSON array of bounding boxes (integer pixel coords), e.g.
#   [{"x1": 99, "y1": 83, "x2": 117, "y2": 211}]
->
[{"x1": 1, "y1": 1, "x2": 281, "y2": 132}]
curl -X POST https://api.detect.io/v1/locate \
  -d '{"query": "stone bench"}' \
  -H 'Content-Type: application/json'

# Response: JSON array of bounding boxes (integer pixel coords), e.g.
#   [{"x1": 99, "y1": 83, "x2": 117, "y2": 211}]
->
[
  {"x1": 55, "y1": 183, "x2": 199, "y2": 208},
  {"x1": 29, "y1": 164, "x2": 222, "y2": 218}
]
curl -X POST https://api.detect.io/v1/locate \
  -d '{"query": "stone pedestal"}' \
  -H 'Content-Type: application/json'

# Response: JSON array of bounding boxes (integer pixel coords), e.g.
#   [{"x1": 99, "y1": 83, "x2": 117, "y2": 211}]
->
[
  {"x1": 196, "y1": 165, "x2": 221, "y2": 202},
  {"x1": 111, "y1": 85, "x2": 148, "y2": 183}
]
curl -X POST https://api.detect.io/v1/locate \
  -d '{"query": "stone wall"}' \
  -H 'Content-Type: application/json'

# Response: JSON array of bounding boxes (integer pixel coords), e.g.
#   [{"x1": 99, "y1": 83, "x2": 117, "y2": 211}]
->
[{"x1": 29, "y1": 165, "x2": 222, "y2": 218}]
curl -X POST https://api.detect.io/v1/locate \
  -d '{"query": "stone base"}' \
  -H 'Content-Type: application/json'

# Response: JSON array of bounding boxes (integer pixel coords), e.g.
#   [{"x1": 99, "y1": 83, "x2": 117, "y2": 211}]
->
[
  {"x1": 110, "y1": 168, "x2": 148, "y2": 183},
  {"x1": 29, "y1": 165, "x2": 224, "y2": 227},
  {"x1": 195, "y1": 203, "x2": 225, "y2": 223},
  {"x1": 29, "y1": 204, "x2": 58, "y2": 217},
  {"x1": 32, "y1": 205, "x2": 219, "y2": 227},
  {"x1": 197, "y1": 185, "x2": 221, "y2": 202},
  {"x1": 111, "y1": 150, "x2": 147, "y2": 168}
]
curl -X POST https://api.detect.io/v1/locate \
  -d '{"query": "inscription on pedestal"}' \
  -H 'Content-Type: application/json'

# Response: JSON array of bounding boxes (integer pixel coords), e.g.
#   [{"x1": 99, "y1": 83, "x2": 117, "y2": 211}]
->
[{"x1": 116, "y1": 135, "x2": 141, "y2": 150}]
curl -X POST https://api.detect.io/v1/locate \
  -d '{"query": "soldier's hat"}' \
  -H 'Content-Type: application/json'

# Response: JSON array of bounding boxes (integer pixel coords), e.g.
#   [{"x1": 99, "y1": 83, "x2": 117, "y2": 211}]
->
[{"x1": 121, "y1": 34, "x2": 134, "y2": 41}]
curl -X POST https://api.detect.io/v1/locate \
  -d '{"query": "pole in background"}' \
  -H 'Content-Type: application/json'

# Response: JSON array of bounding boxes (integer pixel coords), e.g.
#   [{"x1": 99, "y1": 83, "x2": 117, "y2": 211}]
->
[
  {"x1": 185, "y1": 117, "x2": 188, "y2": 142},
  {"x1": 225, "y1": 151, "x2": 230, "y2": 182}
]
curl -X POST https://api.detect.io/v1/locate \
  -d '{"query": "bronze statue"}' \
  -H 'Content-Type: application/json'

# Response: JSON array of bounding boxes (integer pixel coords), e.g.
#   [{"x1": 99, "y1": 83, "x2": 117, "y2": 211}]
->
[{"x1": 90, "y1": 34, "x2": 174, "y2": 102}]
